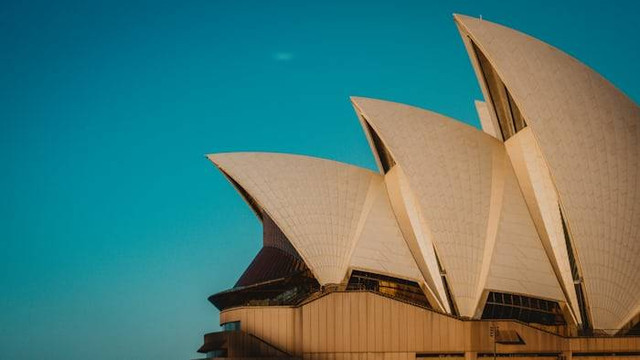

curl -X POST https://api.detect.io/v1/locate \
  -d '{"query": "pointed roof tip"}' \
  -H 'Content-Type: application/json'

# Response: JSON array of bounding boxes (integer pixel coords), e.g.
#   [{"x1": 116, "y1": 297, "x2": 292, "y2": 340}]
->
[
  {"x1": 350, "y1": 96, "x2": 369, "y2": 104},
  {"x1": 205, "y1": 152, "x2": 231, "y2": 160},
  {"x1": 205, "y1": 151, "x2": 253, "y2": 166},
  {"x1": 205, "y1": 154, "x2": 220, "y2": 166},
  {"x1": 453, "y1": 13, "x2": 482, "y2": 28},
  {"x1": 351, "y1": 96, "x2": 440, "y2": 116},
  {"x1": 206, "y1": 151, "x2": 275, "y2": 158},
  {"x1": 350, "y1": 96, "x2": 387, "y2": 105},
  {"x1": 350, "y1": 97, "x2": 411, "y2": 118},
  {"x1": 350, "y1": 96, "x2": 381, "y2": 112},
  {"x1": 205, "y1": 153, "x2": 223, "y2": 167},
  {"x1": 206, "y1": 151, "x2": 377, "y2": 175},
  {"x1": 452, "y1": 13, "x2": 471, "y2": 20},
  {"x1": 206, "y1": 152, "x2": 274, "y2": 173}
]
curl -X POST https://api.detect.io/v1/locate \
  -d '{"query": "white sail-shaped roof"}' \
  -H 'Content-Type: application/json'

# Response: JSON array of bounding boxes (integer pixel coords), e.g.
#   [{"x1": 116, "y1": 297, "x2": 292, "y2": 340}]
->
[
  {"x1": 348, "y1": 175, "x2": 425, "y2": 283},
  {"x1": 208, "y1": 152, "x2": 422, "y2": 286},
  {"x1": 352, "y1": 97, "x2": 566, "y2": 317},
  {"x1": 455, "y1": 14, "x2": 640, "y2": 330},
  {"x1": 484, "y1": 153, "x2": 565, "y2": 304},
  {"x1": 505, "y1": 127, "x2": 583, "y2": 324}
]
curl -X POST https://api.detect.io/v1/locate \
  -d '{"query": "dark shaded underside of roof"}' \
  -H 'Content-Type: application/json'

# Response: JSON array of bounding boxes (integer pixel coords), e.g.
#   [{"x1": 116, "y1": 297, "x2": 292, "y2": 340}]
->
[{"x1": 234, "y1": 246, "x2": 308, "y2": 288}]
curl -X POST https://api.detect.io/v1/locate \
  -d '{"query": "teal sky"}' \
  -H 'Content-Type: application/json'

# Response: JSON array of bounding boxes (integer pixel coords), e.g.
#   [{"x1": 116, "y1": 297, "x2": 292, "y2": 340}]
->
[{"x1": 1, "y1": 1, "x2": 638, "y2": 359}]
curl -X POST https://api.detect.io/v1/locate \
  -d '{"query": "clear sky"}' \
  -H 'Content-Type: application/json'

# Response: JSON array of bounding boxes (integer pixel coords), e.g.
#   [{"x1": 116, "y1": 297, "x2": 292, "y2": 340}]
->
[{"x1": 1, "y1": 1, "x2": 638, "y2": 359}]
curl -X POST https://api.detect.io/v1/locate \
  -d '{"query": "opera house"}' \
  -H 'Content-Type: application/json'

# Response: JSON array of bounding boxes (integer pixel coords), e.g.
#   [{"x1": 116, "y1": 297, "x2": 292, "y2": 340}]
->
[{"x1": 195, "y1": 15, "x2": 640, "y2": 360}]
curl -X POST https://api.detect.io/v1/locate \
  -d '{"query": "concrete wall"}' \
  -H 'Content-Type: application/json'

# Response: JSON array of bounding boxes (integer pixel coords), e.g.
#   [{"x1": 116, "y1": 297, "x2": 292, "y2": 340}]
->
[{"x1": 220, "y1": 292, "x2": 640, "y2": 358}]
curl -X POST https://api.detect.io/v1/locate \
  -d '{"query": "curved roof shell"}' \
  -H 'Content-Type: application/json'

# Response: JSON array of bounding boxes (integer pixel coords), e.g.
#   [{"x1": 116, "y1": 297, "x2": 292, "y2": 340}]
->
[
  {"x1": 348, "y1": 175, "x2": 425, "y2": 283},
  {"x1": 352, "y1": 97, "x2": 565, "y2": 317},
  {"x1": 455, "y1": 14, "x2": 640, "y2": 330},
  {"x1": 484, "y1": 150, "x2": 565, "y2": 304},
  {"x1": 208, "y1": 152, "x2": 423, "y2": 286}
]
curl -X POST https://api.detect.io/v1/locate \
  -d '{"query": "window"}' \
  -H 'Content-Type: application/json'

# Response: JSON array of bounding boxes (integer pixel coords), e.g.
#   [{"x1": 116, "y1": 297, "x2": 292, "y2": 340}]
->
[
  {"x1": 347, "y1": 270, "x2": 431, "y2": 308},
  {"x1": 221, "y1": 321, "x2": 240, "y2": 331},
  {"x1": 206, "y1": 349, "x2": 227, "y2": 358},
  {"x1": 482, "y1": 291, "x2": 566, "y2": 326}
]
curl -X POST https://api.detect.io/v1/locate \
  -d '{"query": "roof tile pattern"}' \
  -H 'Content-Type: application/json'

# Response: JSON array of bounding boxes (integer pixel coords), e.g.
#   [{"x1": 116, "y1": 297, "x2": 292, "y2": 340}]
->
[
  {"x1": 349, "y1": 175, "x2": 424, "y2": 282},
  {"x1": 485, "y1": 154, "x2": 565, "y2": 302},
  {"x1": 352, "y1": 97, "x2": 566, "y2": 317},
  {"x1": 384, "y1": 165, "x2": 450, "y2": 311},
  {"x1": 456, "y1": 14, "x2": 640, "y2": 330},
  {"x1": 209, "y1": 152, "x2": 398, "y2": 285},
  {"x1": 505, "y1": 128, "x2": 582, "y2": 323},
  {"x1": 352, "y1": 97, "x2": 498, "y2": 316}
]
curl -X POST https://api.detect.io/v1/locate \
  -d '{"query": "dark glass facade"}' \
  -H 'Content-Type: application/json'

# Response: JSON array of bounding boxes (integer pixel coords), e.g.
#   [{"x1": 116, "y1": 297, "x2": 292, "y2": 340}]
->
[
  {"x1": 347, "y1": 270, "x2": 432, "y2": 308},
  {"x1": 481, "y1": 291, "x2": 566, "y2": 326}
]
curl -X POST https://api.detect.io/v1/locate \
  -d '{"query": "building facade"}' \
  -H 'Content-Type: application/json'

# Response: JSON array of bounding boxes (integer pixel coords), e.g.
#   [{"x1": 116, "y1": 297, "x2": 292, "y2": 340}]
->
[{"x1": 195, "y1": 15, "x2": 640, "y2": 360}]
